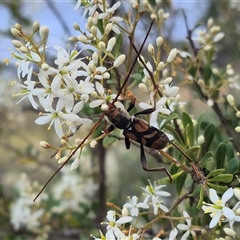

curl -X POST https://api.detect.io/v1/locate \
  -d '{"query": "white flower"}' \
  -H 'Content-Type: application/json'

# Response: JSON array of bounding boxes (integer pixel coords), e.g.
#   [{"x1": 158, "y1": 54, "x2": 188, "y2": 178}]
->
[
  {"x1": 123, "y1": 196, "x2": 149, "y2": 217},
  {"x1": 13, "y1": 66, "x2": 39, "y2": 109},
  {"x1": 177, "y1": 211, "x2": 198, "y2": 240},
  {"x1": 89, "y1": 81, "x2": 116, "y2": 108},
  {"x1": 152, "y1": 195, "x2": 169, "y2": 214},
  {"x1": 101, "y1": 210, "x2": 132, "y2": 239},
  {"x1": 78, "y1": 60, "x2": 107, "y2": 82},
  {"x1": 98, "y1": 2, "x2": 121, "y2": 20},
  {"x1": 164, "y1": 84, "x2": 179, "y2": 97},
  {"x1": 169, "y1": 227, "x2": 178, "y2": 239},
  {"x1": 52, "y1": 166, "x2": 98, "y2": 212},
  {"x1": 35, "y1": 100, "x2": 90, "y2": 138},
  {"x1": 34, "y1": 71, "x2": 61, "y2": 111},
  {"x1": 141, "y1": 181, "x2": 170, "y2": 215},
  {"x1": 10, "y1": 198, "x2": 44, "y2": 231},
  {"x1": 142, "y1": 181, "x2": 171, "y2": 203},
  {"x1": 202, "y1": 188, "x2": 235, "y2": 228},
  {"x1": 75, "y1": 0, "x2": 106, "y2": 17},
  {"x1": 139, "y1": 92, "x2": 171, "y2": 127},
  {"x1": 228, "y1": 201, "x2": 240, "y2": 229},
  {"x1": 57, "y1": 78, "x2": 94, "y2": 112},
  {"x1": 41, "y1": 46, "x2": 83, "y2": 86}
]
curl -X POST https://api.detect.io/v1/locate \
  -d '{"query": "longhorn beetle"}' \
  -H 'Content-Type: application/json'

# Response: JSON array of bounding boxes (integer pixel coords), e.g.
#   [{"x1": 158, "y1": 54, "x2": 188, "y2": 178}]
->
[
  {"x1": 34, "y1": 19, "x2": 205, "y2": 202},
  {"x1": 104, "y1": 96, "x2": 172, "y2": 181}
]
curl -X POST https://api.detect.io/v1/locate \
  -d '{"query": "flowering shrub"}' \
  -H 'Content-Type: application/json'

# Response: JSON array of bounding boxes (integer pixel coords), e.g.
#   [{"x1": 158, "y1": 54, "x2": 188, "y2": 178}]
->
[{"x1": 7, "y1": 0, "x2": 240, "y2": 239}]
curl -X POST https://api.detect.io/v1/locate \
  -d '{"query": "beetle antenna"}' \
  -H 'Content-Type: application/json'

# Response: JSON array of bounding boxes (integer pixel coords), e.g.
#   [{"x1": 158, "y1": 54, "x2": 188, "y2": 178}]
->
[
  {"x1": 170, "y1": 141, "x2": 193, "y2": 163},
  {"x1": 113, "y1": 19, "x2": 155, "y2": 104}
]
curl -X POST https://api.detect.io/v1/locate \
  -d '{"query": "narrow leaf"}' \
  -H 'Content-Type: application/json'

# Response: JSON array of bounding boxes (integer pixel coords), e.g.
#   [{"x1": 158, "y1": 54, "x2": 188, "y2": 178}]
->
[
  {"x1": 207, "y1": 168, "x2": 225, "y2": 178},
  {"x1": 215, "y1": 143, "x2": 226, "y2": 169}
]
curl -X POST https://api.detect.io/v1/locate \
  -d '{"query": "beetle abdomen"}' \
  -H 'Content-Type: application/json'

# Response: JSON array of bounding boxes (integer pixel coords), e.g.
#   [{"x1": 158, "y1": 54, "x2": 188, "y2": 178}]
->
[{"x1": 123, "y1": 118, "x2": 169, "y2": 149}]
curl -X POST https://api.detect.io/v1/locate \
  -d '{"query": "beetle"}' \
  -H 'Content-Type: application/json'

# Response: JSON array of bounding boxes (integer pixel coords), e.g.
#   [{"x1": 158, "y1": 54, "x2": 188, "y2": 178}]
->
[{"x1": 104, "y1": 97, "x2": 173, "y2": 181}]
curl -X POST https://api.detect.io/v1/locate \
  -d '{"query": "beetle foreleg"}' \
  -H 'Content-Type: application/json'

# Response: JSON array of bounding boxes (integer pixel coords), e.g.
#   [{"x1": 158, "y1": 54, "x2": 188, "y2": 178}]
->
[
  {"x1": 125, "y1": 136, "x2": 131, "y2": 149},
  {"x1": 140, "y1": 145, "x2": 172, "y2": 183},
  {"x1": 104, "y1": 124, "x2": 115, "y2": 134}
]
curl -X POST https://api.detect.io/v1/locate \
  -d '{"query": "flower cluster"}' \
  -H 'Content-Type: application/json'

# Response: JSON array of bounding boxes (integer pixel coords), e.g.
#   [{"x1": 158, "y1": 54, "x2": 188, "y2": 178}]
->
[
  {"x1": 10, "y1": 168, "x2": 98, "y2": 238},
  {"x1": 202, "y1": 188, "x2": 240, "y2": 237},
  {"x1": 8, "y1": 0, "x2": 240, "y2": 239}
]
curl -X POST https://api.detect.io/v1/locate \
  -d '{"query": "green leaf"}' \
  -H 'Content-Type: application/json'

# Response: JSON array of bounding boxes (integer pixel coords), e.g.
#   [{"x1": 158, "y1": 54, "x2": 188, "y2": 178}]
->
[
  {"x1": 97, "y1": 19, "x2": 104, "y2": 35},
  {"x1": 203, "y1": 123, "x2": 215, "y2": 153},
  {"x1": 196, "y1": 186, "x2": 204, "y2": 209},
  {"x1": 114, "y1": 33, "x2": 123, "y2": 56},
  {"x1": 161, "y1": 113, "x2": 179, "y2": 129},
  {"x1": 215, "y1": 143, "x2": 226, "y2": 169},
  {"x1": 182, "y1": 111, "x2": 194, "y2": 146},
  {"x1": 130, "y1": 73, "x2": 142, "y2": 81},
  {"x1": 198, "y1": 151, "x2": 214, "y2": 167},
  {"x1": 207, "y1": 168, "x2": 225, "y2": 178},
  {"x1": 209, "y1": 174, "x2": 233, "y2": 183},
  {"x1": 173, "y1": 171, "x2": 187, "y2": 195},
  {"x1": 207, "y1": 183, "x2": 228, "y2": 193},
  {"x1": 103, "y1": 135, "x2": 118, "y2": 147},
  {"x1": 196, "y1": 111, "x2": 204, "y2": 141},
  {"x1": 203, "y1": 64, "x2": 212, "y2": 86},
  {"x1": 227, "y1": 158, "x2": 239, "y2": 174}
]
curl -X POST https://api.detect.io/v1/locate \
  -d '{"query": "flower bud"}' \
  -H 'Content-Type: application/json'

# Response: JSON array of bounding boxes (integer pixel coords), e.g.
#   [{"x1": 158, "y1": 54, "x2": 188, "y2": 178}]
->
[
  {"x1": 90, "y1": 140, "x2": 97, "y2": 148},
  {"x1": 40, "y1": 141, "x2": 51, "y2": 148},
  {"x1": 213, "y1": 32, "x2": 224, "y2": 42},
  {"x1": 148, "y1": 43, "x2": 154, "y2": 55},
  {"x1": 58, "y1": 156, "x2": 68, "y2": 164},
  {"x1": 11, "y1": 40, "x2": 23, "y2": 48},
  {"x1": 39, "y1": 25, "x2": 49, "y2": 42},
  {"x1": 235, "y1": 126, "x2": 240, "y2": 133},
  {"x1": 103, "y1": 72, "x2": 110, "y2": 79},
  {"x1": 14, "y1": 23, "x2": 22, "y2": 31},
  {"x1": 68, "y1": 36, "x2": 79, "y2": 42},
  {"x1": 207, "y1": 18, "x2": 213, "y2": 29},
  {"x1": 73, "y1": 22, "x2": 80, "y2": 31},
  {"x1": 19, "y1": 46, "x2": 29, "y2": 54},
  {"x1": 32, "y1": 21, "x2": 40, "y2": 33},
  {"x1": 11, "y1": 28, "x2": 23, "y2": 38},
  {"x1": 114, "y1": 54, "x2": 126, "y2": 68},
  {"x1": 78, "y1": 35, "x2": 88, "y2": 44},
  {"x1": 98, "y1": 41, "x2": 106, "y2": 51},
  {"x1": 138, "y1": 83, "x2": 148, "y2": 92},
  {"x1": 156, "y1": 36, "x2": 163, "y2": 47},
  {"x1": 227, "y1": 94, "x2": 235, "y2": 106},
  {"x1": 41, "y1": 63, "x2": 49, "y2": 71},
  {"x1": 163, "y1": 77, "x2": 172, "y2": 85},
  {"x1": 92, "y1": 52, "x2": 98, "y2": 65},
  {"x1": 157, "y1": 61, "x2": 165, "y2": 71},
  {"x1": 122, "y1": 207, "x2": 129, "y2": 217},
  {"x1": 167, "y1": 48, "x2": 177, "y2": 63},
  {"x1": 75, "y1": 138, "x2": 82, "y2": 145},
  {"x1": 234, "y1": 188, "x2": 240, "y2": 199},
  {"x1": 207, "y1": 99, "x2": 214, "y2": 107},
  {"x1": 236, "y1": 111, "x2": 240, "y2": 118},
  {"x1": 90, "y1": 26, "x2": 97, "y2": 36},
  {"x1": 223, "y1": 228, "x2": 236, "y2": 237},
  {"x1": 107, "y1": 37, "x2": 116, "y2": 52},
  {"x1": 105, "y1": 23, "x2": 113, "y2": 35},
  {"x1": 101, "y1": 103, "x2": 109, "y2": 111},
  {"x1": 197, "y1": 135, "x2": 205, "y2": 144}
]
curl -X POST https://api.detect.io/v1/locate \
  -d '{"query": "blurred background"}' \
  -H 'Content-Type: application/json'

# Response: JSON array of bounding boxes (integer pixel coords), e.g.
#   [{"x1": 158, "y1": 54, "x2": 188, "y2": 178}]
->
[{"x1": 1, "y1": 1, "x2": 239, "y2": 239}]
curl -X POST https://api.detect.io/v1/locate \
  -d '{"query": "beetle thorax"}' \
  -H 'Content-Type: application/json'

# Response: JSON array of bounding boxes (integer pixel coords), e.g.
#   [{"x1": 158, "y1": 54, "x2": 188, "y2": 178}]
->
[{"x1": 106, "y1": 105, "x2": 132, "y2": 129}]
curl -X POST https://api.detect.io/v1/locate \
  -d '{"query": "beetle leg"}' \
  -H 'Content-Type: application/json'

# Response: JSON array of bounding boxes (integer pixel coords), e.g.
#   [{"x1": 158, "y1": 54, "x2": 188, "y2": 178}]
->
[
  {"x1": 126, "y1": 98, "x2": 136, "y2": 113},
  {"x1": 140, "y1": 145, "x2": 172, "y2": 183},
  {"x1": 134, "y1": 107, "x2": 155, "y2": 117},
  {"x1": 125, "y1": 136, "x2": 131, "y2": 149},
  {"x1": 104, "y1": 124, "x2": 115, "y2": 134}
]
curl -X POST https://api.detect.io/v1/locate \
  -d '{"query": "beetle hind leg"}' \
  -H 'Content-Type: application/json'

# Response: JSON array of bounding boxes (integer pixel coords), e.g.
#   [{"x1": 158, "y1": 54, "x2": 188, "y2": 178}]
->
[{"x1": 140, "y1": 145, "x2": 172, "y2": 183}]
